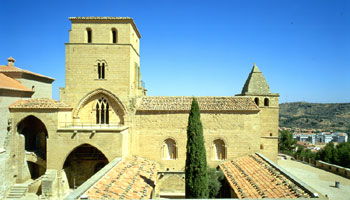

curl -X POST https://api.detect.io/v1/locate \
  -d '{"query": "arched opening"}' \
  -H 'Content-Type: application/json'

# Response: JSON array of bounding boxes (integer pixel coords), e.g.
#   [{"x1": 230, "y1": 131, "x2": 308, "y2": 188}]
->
[
  {"x1": 74, "y1": 89, "x2": 126, "y2": 125},
  {"x1": 63, "y1": 144, "x2": 108, "y2": 188},
  {"x1": 17, "y1": 115, "x2": 48, "y2": 159},
  {"x1": 86, "y1": 28, "x2": 92, "y2": 43},
  {"x1": 162, "y1": 138, "x2": 177, "y2": 160},
  {"x1": 112, "y1": 28, "x2": 117, "y2": 43},
  {"x1": 260, "y1": 144, "x2": 264, "y2": 150},
  {"x1": 254, "y1": 97, "x2": 259, "y2": 106},
  {"x1": 264, "y1": 98, "x2": 269, "y2": 106},
  {"x1": 213, "y1": 139, "x2": 226, "y2": 160},
  {"x1": 27, "y1": 161, "x2": 45, "y2": 179}
]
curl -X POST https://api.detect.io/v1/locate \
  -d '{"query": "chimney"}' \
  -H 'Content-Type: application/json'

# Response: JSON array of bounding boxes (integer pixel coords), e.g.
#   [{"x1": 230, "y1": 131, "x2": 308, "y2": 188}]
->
[{"x1": 8, "y1": 56, "x2": 15, "y2": 66}]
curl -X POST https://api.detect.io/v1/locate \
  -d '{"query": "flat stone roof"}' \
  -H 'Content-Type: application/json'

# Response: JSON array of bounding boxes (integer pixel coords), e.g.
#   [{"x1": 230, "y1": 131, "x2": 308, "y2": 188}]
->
[{"x1": 278, "y1": 159, "x2": 350, "y2": 200}]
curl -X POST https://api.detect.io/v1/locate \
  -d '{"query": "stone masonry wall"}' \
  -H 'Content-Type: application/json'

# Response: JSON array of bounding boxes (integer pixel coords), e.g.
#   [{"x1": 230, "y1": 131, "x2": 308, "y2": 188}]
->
[{"x1": 132, "y1": 111, "x2": 261, "y2": 170}]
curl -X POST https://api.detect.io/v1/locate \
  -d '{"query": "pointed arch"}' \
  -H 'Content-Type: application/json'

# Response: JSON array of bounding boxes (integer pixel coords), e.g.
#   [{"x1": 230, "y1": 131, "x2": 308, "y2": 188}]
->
[
  {"x1": 62, "y1": 143, "x2": 109, "y2": 188},
  {"x1": 74, "y1": 88, "x2": 127, "y2": 123}
]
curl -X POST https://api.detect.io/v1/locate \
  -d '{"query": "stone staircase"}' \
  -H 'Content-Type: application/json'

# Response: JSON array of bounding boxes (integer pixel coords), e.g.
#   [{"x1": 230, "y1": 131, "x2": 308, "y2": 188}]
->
[{"x1": 5, "y1": 184, "x2": 28, "y2": 199}]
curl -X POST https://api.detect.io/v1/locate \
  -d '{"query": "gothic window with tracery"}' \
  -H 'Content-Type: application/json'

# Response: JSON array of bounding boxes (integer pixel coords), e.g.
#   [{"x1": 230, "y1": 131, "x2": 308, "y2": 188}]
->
[{"x1": 96, "y1": 97, "x2": 109, "y2": 124}]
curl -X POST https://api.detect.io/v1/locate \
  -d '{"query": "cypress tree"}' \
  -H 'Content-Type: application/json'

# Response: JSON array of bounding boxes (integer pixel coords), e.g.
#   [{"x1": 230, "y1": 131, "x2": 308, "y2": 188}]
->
[{"x1": 185, "y1": 98, "x2": 209, "y2": 198}]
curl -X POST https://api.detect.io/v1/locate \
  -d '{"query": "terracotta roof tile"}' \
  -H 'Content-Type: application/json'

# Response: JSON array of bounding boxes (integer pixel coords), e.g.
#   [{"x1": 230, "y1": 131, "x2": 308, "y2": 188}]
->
[
  {"x1": 137, "y1": 96, "x2": 259, "y2": 112},
  {"x1": 219, "y1": 154, "x2": 312, "y2": 199},
  {"x1": 9, "y1": 98, "x2": 71, "y2": 109},
  {"x1": 0, "y1": 73, "x2": 33, "y2": 92},
  {"x1": 84, "y1": 156, "x2": 159, "y2": 199},
  {"x1": 0, "y1": 65, "x2": 54, "y2": 81}
]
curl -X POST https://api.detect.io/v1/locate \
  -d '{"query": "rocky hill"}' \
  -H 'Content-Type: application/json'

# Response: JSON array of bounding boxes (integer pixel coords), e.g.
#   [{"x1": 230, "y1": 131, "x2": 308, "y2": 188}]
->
[{"x1": 279, "y1": 102, "x2": 350, "y2": 132}]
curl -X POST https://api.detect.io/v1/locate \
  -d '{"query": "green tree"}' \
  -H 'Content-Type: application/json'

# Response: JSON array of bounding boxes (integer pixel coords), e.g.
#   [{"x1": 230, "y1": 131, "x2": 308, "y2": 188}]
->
[
  {"x1": 278, "y1": 130, "x2": 296, "y2": 154},
  {"x1": 185, "y1": 98, "x2": 209, "y2": 198},
  {"x1": 207, "y1": 168, "x2": 224, "y2": 198}
]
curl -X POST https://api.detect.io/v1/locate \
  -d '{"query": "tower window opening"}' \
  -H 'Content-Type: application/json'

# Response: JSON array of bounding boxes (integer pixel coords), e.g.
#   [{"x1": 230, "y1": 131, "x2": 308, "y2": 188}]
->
[
  {"x1": 264, "y1": 98, "x2": 270, "y2": 106},
  {"x1": 112, "y1": 28, "x2": 117, "y2": 43},
  {"x1": 254, "y1": 97, "x2": 259, "y2": 106},
  {"x1": 87, "y1": 28, "x2": 92, "y2": 43},
  {"x1": 102, "y1": 63, "x2": 105, "y2": 79},
  {"x1": 260, "y1": 144, "x2": 264, "y2": 150},
  {"x1": 97, "y1": 62, "x2": 105, "y2": 79},
  {"x1": 96, "y1": 97, "x2": 109, "y2": 124}
]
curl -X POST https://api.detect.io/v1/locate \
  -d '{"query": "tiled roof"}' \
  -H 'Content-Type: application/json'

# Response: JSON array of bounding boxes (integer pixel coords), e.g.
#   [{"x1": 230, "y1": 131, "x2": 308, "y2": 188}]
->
[
  {"x1": 0, "y1": 65, "x2": 54, "y2": 81},
  {"x1": 0, "y1": 73, "x2": 33, "y2": 92},
  {"x1": 137, "y1": 96, "x2": 259, "y2": 112},
  {"x1": 9, "y1": 98, "x2": 71, "y2": 109},
  {"x1": 220, "y1": 154, "x2": 312, "y2": 199},
  {"x1": 84, "y1": 156, "x2": 159, "y2": 199}
]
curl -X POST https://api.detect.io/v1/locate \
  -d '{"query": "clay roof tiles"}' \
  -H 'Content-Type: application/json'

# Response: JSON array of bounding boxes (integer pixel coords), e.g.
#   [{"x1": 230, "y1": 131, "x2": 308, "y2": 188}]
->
[
  {"x1": 0, "y1": 73, "x2": 33, "y2": 92},
  {"x1": 9, "y1": 98, "x2": 71, "y2": 109},
  {"x1": 0, "y1": 65, "x2": 54, "y2": 81},
  {"x1": 84, "y1": 156, "x2": 159, "y2": 199},
  {"x1": 137, "y1": 96, "x2": 259, "y2": 112},
  {"x1": 219, "y1": 153, "x2": 312, "y2": 199}
]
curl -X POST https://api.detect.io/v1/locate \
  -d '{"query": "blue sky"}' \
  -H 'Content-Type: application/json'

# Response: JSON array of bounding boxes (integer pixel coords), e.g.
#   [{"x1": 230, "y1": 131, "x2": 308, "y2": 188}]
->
[{"x1": 1, "y1": 0, "x2": 349, "y2": 103}]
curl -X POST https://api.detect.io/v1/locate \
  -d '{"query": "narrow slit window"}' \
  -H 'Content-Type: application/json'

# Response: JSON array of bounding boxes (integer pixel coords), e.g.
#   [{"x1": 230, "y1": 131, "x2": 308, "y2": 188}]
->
[
  {"x1": 87, "y1": 28, "x2": 92, "y2": 43},
  {"x1": 98, "y1": 63, "x2": 101, "y2": 79},
  {"x1": 112, "y1": 29, "x2": 117, "y2": 43},
  {"x1": 102, "y1": 63, "x2": 105, "y2": 79}
]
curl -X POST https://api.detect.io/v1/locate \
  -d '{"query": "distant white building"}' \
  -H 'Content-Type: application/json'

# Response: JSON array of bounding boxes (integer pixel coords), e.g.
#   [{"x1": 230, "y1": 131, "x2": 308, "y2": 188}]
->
[
  {"x1": 293, "y1": 133, "x2": 316, "y2": 144},
  {"x1": 332, "y1": 133, "x2": 348, "y2": 143}
]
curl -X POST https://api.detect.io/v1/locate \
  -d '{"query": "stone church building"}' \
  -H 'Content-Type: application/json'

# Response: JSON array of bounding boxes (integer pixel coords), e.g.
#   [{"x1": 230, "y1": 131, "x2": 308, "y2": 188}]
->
[{"x1": 0, "y1": 17, "x2": 292, "y2": 199}]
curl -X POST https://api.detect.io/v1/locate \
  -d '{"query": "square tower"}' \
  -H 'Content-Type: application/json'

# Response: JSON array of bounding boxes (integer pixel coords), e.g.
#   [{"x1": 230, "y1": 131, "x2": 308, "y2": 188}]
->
[{"x1": 60, "y1": 17, "x2": 145, "y2": 110}]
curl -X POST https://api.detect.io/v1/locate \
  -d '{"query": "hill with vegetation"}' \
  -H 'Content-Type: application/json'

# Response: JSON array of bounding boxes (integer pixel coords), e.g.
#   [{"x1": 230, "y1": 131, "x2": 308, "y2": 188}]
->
[{"x1": 279, "y1": 102, "x2": 350, "y2": 132}]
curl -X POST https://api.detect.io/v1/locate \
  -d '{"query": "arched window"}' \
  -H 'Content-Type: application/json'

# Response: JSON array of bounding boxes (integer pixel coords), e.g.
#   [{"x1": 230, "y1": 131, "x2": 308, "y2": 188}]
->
[
  {"x1": 87, "y1": 28, "x2": 92, "y2": 43},
  {"x1": 97, "y1": 62, "x2": 105, "y2": 79},
  {"x1": 96, "y1": 97, "x2": 109, "y2": 124},
  {"x1": 254, "y1": 97, "x2": 259, "y2": 106},
  {"x1": 260, "y1": 144, "x2": 264, "y2": 150},
  {"x1": 213, "y1": 139, "x2": 226, "y2": 160},
  {"x1": 112, "y1": 28, "x2": 117, "y2": 43},
  {"x1": 162, "y1": 138, "x2": 177, "y2": 160},
  {"x1": 264, "y1": 98, "x2": 269, "y2": 106}
]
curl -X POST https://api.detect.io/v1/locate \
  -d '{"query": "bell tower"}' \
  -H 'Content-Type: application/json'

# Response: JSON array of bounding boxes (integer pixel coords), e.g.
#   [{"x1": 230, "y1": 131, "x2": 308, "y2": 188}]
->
[
  {"x1": 238, "y1": 63, "x2": 280, "y2": 162},
  {"x1": 60, "y1": 17, "x2": 146, "y2": 110}
]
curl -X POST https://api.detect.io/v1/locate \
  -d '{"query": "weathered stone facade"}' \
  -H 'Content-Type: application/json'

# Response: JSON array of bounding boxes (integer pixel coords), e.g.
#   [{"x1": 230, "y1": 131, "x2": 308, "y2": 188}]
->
[{"x1": 2, "y1": 17, "x2": 279, "y2": 198}]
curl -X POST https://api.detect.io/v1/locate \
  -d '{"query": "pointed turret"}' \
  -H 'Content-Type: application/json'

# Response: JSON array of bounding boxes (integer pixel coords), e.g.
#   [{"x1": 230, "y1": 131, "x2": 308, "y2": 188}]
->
[{"x1": 241, "y1": 63, "x2": 271, "y2": 95}]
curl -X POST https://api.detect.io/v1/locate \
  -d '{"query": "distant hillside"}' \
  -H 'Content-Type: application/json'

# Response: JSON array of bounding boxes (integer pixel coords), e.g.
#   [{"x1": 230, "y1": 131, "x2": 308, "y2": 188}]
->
[{"x1": 279, "y1": 102, "x2": 350, "y2": 132}]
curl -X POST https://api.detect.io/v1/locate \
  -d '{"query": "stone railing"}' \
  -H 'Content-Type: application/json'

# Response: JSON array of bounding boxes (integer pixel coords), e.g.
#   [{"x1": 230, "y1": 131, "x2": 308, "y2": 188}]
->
[
  {"x1": 58, "y1": 122, "x2": 124, "y2": 129},
  {"x1": 294, "y1": 155, "x2": 350, "y2": 179},
  {"x1": 316, "y1": 160, "x2": 350, "y2": 179}
]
